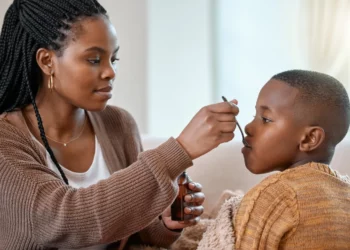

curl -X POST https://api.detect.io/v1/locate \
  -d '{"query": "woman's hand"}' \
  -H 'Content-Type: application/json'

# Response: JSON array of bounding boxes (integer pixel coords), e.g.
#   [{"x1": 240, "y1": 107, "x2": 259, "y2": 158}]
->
[
  {"x1": 161, "y1": 182, "x2": 205, "y2": 230},
  {"x1": 177, "y1": 99, "x2": 239, "y2": 160}
]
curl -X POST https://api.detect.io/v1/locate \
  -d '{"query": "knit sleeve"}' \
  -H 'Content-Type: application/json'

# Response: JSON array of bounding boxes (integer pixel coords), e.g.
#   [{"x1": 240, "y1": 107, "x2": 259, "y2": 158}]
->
[
  {"x1": 234, "y1": 177, "x2": 299, "y2": 249},
  {"x1": 128, "y1": 217, "x2": 181, "y2": 247},
  {"x1": 0, "y1": 120, "x2": 192, "y2": 249},
  {"x1": 116, "y1": 107, "x2": 182, "y2": 247}
]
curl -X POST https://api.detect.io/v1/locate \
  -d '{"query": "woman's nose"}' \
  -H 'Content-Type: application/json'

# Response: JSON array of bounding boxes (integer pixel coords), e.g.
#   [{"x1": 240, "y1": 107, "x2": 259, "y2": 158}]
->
[{"x1": 101, "y1": 63, "x2": 116, "y2": 81}]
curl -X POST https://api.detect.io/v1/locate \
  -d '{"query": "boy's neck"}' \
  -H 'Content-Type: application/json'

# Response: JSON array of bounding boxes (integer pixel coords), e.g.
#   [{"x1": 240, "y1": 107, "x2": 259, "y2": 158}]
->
[{"x1": 288, "y1": 153, "x2": 333, "y2": 170}]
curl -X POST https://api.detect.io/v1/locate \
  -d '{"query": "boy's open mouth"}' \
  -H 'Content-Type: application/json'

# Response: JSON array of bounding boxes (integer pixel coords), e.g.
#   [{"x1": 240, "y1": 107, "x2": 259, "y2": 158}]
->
[{"x1": 243, "y1": 137, "x2": 252, "y2": 148}]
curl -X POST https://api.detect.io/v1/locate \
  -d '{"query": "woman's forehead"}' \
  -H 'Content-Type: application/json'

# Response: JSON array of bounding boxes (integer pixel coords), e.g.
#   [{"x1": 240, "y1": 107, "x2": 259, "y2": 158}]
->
[{"x1": 67, "y1": 16, "x2": 118, "y2": 51}]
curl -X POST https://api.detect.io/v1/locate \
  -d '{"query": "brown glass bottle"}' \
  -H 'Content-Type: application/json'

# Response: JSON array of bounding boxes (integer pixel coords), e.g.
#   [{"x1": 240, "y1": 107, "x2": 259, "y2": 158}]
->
[{"x1": 171, "y1": 171, "x2": 193, "y2": 221}]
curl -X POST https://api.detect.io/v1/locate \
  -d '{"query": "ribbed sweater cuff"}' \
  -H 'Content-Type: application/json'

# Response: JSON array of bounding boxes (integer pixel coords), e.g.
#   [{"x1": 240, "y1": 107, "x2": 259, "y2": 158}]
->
[
  {"x1": 156, "y1": 137, "x2": 193, "y2": 180},
  {"x1": 152, "y1": 218, "x2": 182, "y2": 246}
]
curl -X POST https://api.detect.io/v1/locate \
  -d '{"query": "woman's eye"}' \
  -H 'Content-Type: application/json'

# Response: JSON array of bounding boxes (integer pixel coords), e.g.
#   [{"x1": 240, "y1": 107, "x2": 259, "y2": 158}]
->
[
  {"x1": 88, "y1": 59, "x2": 100, "y2": 65},
  {"x1": 111, "y1": 57, "x2": 120, "y2": 64}
]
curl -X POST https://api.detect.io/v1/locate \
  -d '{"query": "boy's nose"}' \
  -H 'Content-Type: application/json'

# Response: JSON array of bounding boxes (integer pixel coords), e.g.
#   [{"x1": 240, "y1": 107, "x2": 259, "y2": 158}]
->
[{"x1": 244, "y1": 121, "x2": 253, "y2": 137}]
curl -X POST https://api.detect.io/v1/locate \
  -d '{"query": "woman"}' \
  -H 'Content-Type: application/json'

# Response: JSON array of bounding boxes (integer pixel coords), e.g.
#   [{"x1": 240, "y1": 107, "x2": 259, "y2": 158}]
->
[{"x1": 0, "y1": 0, "x2": 239, "y2": 249}]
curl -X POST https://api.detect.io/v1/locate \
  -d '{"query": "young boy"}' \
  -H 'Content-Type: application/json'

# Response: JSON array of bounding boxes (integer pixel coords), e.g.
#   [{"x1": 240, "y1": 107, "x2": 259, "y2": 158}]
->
[{"x1": 234, "y1": 70, "x2": 350, "y2": 249}]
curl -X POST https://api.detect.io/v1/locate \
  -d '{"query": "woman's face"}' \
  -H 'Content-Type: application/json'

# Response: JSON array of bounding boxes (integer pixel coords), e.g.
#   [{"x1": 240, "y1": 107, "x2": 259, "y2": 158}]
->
[{"x1": 50, "y1": 15, "x2": 119, "y2": 111}]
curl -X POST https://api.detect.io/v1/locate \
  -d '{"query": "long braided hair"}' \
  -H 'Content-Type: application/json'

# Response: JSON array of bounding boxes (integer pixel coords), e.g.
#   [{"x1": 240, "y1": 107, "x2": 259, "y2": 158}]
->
[{"x1": 0, "y1": 0, "x2": 107, "y2": 184}]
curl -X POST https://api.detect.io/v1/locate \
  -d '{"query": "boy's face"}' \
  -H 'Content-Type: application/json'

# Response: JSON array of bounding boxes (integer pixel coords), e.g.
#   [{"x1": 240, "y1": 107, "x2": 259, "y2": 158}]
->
[{"x1": 242, "y1": 79, "x2": 305, "y2": 174}]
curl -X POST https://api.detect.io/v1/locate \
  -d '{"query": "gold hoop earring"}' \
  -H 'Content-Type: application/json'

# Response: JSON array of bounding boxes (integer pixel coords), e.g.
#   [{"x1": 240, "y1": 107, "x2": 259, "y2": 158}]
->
[{"x1": 48, "y1": 74, "x2": 54, "y2": 91}]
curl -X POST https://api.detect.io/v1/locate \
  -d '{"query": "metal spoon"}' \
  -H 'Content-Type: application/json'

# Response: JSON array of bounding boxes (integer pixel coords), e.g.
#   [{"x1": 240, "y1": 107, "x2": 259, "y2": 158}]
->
[{"x1": 221, "y1": 96, "x2": 251, "y2": 148}]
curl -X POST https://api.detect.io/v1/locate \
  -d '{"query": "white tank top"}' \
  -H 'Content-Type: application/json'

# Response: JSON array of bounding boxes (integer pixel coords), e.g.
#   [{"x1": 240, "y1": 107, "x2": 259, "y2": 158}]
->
[{"x1": 45, "y1": 136, "x2": 111, "y2": 189}]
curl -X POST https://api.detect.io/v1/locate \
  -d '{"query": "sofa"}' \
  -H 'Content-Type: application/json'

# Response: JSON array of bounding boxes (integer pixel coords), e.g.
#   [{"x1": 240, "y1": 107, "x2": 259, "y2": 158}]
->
[{"x1": 141, "y1": 136, "x2": 350, "y2": 213}]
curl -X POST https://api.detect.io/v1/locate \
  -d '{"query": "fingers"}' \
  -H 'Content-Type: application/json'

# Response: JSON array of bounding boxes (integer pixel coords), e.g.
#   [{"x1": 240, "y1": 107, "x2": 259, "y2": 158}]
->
[
  {"x1": 188, "y1": 182, "x2": 203, "y2": 192},
  {"x1": 219, "y1": 132, "x2": 235, "y2": 143},
  {"x1": 215, "y1": 113, "x2": 237, "y2": 122},
  {"x1": 175, "y1": 99, "x2": 239, "y2": 160},
  {"x1": 186, "y1": 183, "x2": 205, "y2": 205},
  {"x1": 206, "y1": 101, "x2": 239, "y2": 115},
  {"x1": 231, "y1": 99, "x2": 238, "y2": 105},
  {"x1": 164, "y1": 216, "x2": 200, "y2": 229},
  {"x1": 184, "y1": 205, "x2": 204, "y2": 217},
  {"x1": 218, "y1": 121, "x2": 236, "y2": 133},
  {"x1": 184, "y1": 192, "x2": 205, "y2": 205},
  {"x1": 178, "y1": 216, "x2": 200, "y2": 226},
  {"x1": 217, "y1": 121, "x2": 237, "y2": 143},
  {"x1": 203, "y1": 108, "x2": 237, "y2": 133},
  {"x1": 203, "y1": 114, "x2": 236, "y2": 133}
]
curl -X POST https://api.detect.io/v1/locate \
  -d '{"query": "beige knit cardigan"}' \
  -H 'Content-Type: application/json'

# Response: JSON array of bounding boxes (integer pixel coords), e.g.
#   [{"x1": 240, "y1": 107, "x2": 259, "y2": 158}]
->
[{"x1": 0, "y1": 106, "x2": 193, "y2": 249}]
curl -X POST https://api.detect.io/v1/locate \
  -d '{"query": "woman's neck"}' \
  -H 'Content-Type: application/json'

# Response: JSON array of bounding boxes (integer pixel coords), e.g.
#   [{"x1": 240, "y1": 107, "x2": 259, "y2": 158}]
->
[{"x1": 23, "y1": 89, "x2": 87, "y2": 141}]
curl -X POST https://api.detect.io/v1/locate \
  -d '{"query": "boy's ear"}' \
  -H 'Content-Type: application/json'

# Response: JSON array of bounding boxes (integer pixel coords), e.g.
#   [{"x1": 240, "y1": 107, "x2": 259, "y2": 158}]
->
[{"x1": 299, "y1": 126, "x2": 325, "y2": 152}]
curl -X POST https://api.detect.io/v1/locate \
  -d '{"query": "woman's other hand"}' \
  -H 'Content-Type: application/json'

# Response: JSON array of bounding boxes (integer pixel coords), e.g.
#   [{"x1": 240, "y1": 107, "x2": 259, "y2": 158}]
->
[
  {"x1": 177, "y1": 99, "x2": 239, "y2": 160},
  {"x1": 161, "y1": 182, "x2": 205, "y2": 231}
]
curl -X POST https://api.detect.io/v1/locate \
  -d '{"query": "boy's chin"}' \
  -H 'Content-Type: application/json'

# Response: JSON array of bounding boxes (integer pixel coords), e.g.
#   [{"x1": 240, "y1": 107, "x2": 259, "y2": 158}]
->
[
  {"x1": 246, "y1": 165, "x2": 265, "y2": 174},
  {"x1": 245, "y1": 163, "x2": 275, "y2": 174},
  {"x1": 244, "y1": 158, "x2": 260, "y2": 174}
]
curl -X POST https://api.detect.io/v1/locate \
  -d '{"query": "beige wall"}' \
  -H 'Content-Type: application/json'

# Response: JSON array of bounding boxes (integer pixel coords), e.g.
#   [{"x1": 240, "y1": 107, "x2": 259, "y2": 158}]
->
[
  {"x1": 0, "y1": 1, "x2": 148, "y2": 133},
  {"x1": 99, "y1": 1, "x2": 148, "y2": 133},
  {"x1": 0, "y1": 0, "x2": 12, "y2": 27},
  {"x1": 147, "y1": 0, "x2": 214, "y2": 137}
]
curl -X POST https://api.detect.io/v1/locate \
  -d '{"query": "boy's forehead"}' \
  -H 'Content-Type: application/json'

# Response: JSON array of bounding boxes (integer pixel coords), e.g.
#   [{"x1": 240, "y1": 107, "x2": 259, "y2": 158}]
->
[{"x1": 257, "y1": 79, "x2": 299, "y2": 111}]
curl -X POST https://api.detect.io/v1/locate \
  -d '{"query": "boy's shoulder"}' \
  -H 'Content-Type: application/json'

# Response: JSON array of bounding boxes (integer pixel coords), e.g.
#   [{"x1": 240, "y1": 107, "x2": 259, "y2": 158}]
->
[
  {"x1": 244, "y1": 170, "x2": 295, "y2": 202},
  {"x1": 239, "y1": 171, "x2": 296, "y2": 214},
  {"x1": 244, "y1": 162, "x2": 350, "y2": 203},
  {"x1": 279, "y1": 162, "x2": 350, "y2": 188}
]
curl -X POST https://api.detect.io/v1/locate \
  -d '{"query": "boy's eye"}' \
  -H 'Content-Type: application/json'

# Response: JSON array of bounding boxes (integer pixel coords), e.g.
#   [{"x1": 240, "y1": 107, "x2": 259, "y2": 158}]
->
[
  {"x1": 261, "y1": 116, "x2": 272, "y2": 123},
  {"x1": 253, "y1": 115, "x2": 272, "y2": 124}
]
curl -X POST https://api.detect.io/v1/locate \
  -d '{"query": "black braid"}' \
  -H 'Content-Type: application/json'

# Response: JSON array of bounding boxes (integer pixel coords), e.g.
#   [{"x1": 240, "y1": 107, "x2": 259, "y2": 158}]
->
[
  {"x1": 0, "y1": 0, "x2": 107, "y2": 184},
  {"x1": 22, "y1": 40, "x2": 69, "y2": 184}
]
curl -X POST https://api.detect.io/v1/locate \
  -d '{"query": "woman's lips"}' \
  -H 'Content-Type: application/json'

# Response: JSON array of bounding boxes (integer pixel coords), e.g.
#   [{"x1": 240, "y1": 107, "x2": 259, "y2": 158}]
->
[
  {"x1": 95, "y1": 86, "x2": 112, "y2": 99},
  {"x1": 96, "y1": 86, "x2": 112, "y2": 92}
]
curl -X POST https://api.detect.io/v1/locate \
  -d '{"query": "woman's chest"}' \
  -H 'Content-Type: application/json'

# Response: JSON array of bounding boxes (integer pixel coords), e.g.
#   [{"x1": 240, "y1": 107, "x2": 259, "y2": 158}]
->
[{"x1": 53, "y1": 132, "x2": 97, "y2": 173}]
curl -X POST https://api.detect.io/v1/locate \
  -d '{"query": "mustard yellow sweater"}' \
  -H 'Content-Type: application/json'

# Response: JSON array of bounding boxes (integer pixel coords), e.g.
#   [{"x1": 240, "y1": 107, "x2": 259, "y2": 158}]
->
[{"x1": 235, "y1": 162, "x2": 350, "y2": 249}]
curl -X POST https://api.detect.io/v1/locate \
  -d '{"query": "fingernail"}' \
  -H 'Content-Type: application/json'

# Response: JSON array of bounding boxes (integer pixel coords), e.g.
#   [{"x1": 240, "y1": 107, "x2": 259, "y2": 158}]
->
[
  {"x1": 185, "y1": 207, "x2": 192, "y2": 214},
  {"x1": 184, "y1": 195, "x2": 191, "y2": 202}
]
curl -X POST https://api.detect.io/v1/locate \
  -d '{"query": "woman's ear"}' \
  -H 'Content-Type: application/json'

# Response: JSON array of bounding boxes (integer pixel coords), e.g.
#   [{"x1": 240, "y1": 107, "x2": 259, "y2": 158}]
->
[
  {"x1": 299, "y1": 126, "x2": 325, "y2": 152},
  {"x1": 36, "y1": 48, "x2": 55, "y2": 75}
]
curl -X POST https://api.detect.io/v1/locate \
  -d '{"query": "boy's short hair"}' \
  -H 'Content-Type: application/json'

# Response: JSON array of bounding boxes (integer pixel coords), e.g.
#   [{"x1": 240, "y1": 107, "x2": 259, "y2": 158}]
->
[{"x1": 272, "y1": 70, "x2": 350, "y2": 145}]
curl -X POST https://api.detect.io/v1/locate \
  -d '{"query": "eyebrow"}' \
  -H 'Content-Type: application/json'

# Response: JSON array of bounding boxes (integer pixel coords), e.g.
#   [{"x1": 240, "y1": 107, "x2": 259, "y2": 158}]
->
[
  {"x1": 84, "y1": 46, "x2": 120, "y2": 54},
  {"x1": 256, "y1": 105, "x2": 272, "y2": 111}
]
